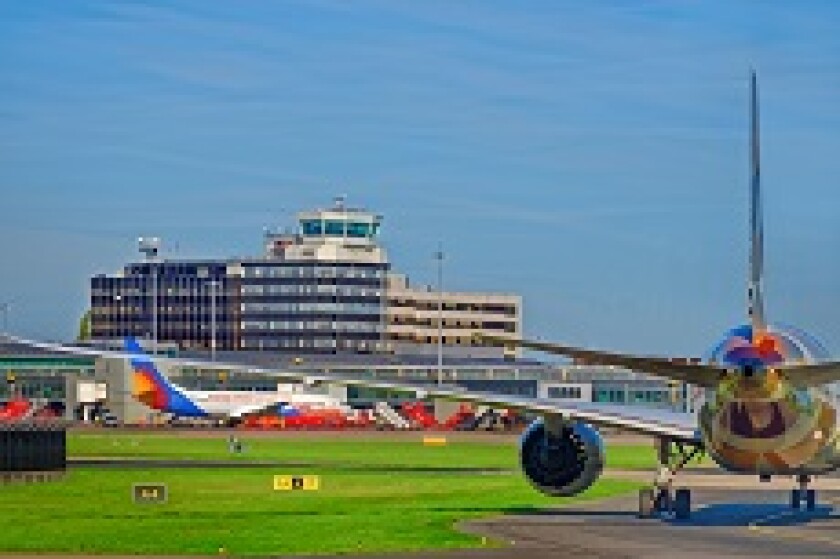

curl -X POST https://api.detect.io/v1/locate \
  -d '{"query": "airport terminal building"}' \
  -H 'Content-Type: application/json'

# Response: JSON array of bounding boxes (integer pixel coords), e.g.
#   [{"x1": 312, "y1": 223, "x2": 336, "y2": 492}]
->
[
  {"x1": 1, "y1": 337, "x2": 693, "y2": 424},
  {"x1": 90, "y1": 200, "x2": 520, "y2": 358},
  {"x1": 0, "y1": 199, "x2": 679, "y2": 424}
]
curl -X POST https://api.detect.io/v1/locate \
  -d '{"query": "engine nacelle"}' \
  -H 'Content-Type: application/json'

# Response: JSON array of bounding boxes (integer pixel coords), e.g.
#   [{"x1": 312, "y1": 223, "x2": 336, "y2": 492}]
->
[{"x1": 519, "y1": 418, "x2": 605, "y2": 497}]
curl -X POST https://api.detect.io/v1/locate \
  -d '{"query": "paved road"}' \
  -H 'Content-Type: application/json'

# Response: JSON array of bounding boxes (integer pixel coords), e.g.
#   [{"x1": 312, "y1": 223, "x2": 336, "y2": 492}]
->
[{"x1": 458, "y1": 485, "x2": 840, "y2": 559}]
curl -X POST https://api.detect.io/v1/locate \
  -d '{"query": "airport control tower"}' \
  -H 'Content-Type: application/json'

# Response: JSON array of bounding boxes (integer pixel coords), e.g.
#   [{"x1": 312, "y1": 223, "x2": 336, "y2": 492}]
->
[
  {"x1": 92, "y1": 198, "x2": 518, "y2": 356},
  {"x1": 264, "y1": 197, "x2": 387, "y2": 265}
]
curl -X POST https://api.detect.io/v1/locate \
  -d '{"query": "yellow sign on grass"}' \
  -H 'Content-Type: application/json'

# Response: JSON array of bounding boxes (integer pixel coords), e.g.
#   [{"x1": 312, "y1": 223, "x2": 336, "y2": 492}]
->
[
  {"x1": 132, "y1": 483, "x2": 168, "y2": 504},
  {"x1": 423, "y1": 436, "x2": 447, "y2": 446},
  {"x1": 273, "y1": 475, "x2": 320, "y2": 491}
]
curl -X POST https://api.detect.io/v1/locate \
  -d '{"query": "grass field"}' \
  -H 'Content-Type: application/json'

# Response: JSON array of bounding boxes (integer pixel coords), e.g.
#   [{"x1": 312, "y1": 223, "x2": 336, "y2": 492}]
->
[
  {"x1": 0, "y1": 431, "x2": 652, "y2": 555},
  {"x1": 0, "y1": 466, "x2": 639, "y2": 555},
  {"x1": 67, "y1": 431, "x2": 671, "y2": 470}
]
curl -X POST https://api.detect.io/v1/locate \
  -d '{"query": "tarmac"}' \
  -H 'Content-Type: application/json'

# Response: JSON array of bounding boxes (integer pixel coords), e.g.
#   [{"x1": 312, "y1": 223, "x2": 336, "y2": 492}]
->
[
  {"x1": 275, "y1": 472, "x2": 840, "y2": 559},
  {"x1": 460, "y1": 482, "x2": 840, "y2": 559}
]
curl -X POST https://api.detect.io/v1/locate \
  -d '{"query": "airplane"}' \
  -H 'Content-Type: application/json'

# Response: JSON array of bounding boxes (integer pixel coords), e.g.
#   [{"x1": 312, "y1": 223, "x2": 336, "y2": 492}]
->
[
  {"x1": 127, "y1": 338, "x2": 345, "y2": 421},
  {"x1": 10, "y1": 71, "x2": 840, "y2": 520}
]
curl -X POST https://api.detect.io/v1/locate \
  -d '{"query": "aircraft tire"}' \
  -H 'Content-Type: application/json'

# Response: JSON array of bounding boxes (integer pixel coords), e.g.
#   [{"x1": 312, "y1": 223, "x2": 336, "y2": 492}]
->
[
  {"x1": 806, "y1": 489, "x2": 816, "y2": 511},
  {"x1": 674, "y1": 488, "x2": 691, "y2": 520},
  {"x1": 791, "y1": 489, "x2": 801, "y2": 510}
]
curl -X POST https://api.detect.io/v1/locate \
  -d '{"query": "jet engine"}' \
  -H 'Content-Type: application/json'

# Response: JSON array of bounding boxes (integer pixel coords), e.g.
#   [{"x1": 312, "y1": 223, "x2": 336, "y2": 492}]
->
[{"x1": 519, "y1": 418, "x2": 605, "y2": 496}]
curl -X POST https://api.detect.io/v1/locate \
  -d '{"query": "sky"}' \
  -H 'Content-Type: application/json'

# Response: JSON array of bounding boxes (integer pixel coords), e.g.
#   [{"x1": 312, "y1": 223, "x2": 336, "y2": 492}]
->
[{"x1": 0, "y1": 1, "x2": 838, "y2": 356}]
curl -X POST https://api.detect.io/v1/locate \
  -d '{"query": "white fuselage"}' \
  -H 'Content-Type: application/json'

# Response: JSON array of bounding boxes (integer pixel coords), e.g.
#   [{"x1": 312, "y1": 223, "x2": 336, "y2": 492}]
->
[{"x1": 184, "y1": 389, "x2": 343, "y2": 418}]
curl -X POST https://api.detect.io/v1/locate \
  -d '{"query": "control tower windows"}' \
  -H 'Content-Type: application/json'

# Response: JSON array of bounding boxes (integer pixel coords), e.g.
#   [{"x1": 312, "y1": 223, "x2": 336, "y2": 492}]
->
[
  {"x1": 301, "y1": 219, "x2": 380, "y2": 239},
  {"x1": 347, "y1": 222, "x2": 372, "y2": 238},
  {"x1": 301, "y1": 220, "x2": 323, "y2": 235},
  {"x1": 324, "y1": 220, "x2": 345, "y2": 236}
]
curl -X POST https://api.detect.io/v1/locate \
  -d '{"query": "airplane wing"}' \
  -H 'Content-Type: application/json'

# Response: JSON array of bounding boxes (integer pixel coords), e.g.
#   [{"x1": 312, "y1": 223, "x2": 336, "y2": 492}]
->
[
  {"x1": 475, "y1": 334, "x2": 726, "y2": 388},
  {"x1": 344, "y1": 380, "x2": 698, "y2": 440},
  {"x1": 10, "y1": 336, "x2": 698, "y2": 442},
  {"x1": 779, "y1": 361, "x2": 840, "y2": 388}
]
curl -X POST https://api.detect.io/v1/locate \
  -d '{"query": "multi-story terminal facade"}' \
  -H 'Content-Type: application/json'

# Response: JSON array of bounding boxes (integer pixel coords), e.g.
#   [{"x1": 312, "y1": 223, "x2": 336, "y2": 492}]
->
[
  {"x1": 385, "y1": 274, "x2": 521, "y2": 358},
  {"x1": 90, "y1": 200, "x2": 519, "y2": 356},
  {"x1": 91, "y1": 261, "x2": 235, "y2": 350}
]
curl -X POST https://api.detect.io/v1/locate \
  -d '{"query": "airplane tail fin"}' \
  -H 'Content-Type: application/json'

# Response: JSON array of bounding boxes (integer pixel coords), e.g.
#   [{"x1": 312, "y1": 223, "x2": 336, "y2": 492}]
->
[
  {"x1": 747, "y1": 70, "x2": 766, "y2": 334},
  {"x1": 125, "y1": 337, "x2": 176, "y2": 411},
  {"x1": 124, "y1": 337, "x2": 207, "y2": 417}
]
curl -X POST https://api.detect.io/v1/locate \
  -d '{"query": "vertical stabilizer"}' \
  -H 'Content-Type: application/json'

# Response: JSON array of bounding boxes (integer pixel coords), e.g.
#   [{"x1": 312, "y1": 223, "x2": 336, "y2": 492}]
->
[
  {"x1": 748, "y1": 70, "x2": 766, "y2": 332},
  {"x1": 125, "y1": 337, "x2": 207, "y2": 417}
]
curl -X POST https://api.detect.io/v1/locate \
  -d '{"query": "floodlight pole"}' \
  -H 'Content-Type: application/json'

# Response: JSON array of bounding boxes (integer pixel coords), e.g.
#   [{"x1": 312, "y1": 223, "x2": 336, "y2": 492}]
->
[
  {"x1": 0, "y1": 302, "x2": 9, "y2": 337},
  {"x1": 1, "y1": 302, "x2": 9, "y2": 397},
  {"x1": 435, "y1": 244, "x2": 444, "y2": 386},
  {"x1": 152, "y1": 263, "x2": 158, "y2": 356},
  {"x1": 207, "y1": 280, "x2": 219, "y2": 362},
  {"x1": 139, "y1": 237, "x2": 161, "y2": 355}
]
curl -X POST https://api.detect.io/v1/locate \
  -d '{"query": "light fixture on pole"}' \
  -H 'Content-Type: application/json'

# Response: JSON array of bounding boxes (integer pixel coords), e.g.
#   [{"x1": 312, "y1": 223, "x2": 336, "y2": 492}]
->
[
  {"x1": 139, "y1": 237, "x2": 161, "y2": 355},
  {"x1": 206, "y1": 280, "x2": 220, "y2": 362}
]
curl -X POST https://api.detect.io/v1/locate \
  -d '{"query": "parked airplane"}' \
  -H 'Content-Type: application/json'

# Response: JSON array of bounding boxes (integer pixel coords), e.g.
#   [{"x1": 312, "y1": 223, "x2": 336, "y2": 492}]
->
[
  {"x1": 128, "y1": 338, "x2": 343, "y2": 420},
  {"x1": 12, "y1": 72, "x2": 839, "y2": 519}
]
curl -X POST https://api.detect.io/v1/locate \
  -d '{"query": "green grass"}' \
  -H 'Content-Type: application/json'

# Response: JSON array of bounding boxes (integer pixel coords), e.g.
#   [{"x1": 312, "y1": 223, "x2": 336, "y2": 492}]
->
[
  {"x1": 0, "y1": 431, "x2": 673, "y2": 555},
  {"x1": 68, "y1": 432, "x2": 681, "y2": 470},
  {"x1": 0, "y1": 467, "x2": 638, "y2": 555}
]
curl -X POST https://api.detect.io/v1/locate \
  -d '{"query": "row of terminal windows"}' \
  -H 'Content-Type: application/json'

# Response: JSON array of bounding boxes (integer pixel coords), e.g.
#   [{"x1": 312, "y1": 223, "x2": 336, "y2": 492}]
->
[
  {"x1": 390, "y1": 316, "x2": 516, "y2": 332},
  {"x1": 243, "y1": 266, "x2": 383, "y2": 279},
  {"x1": 389, "y1": 300, "x2": 518, "y2": 315},
  {"x1": 94, "y1": 322, "x2": 234, "y2": 331},
  {"x1": 388, "y1": 333, "x2": 481, "y2": 345},
  {"x1": 91, "y1": 308, "x2": 237, "y2": 325},
  {"x1": 242, "y1": 285, "x2": 381, "y2": 297},
  {"x1": 242, "y1": 321, "x2": 381, "y2": 332},
  {"x1": 175, "y1": 379, "x2": 280, "y2": 391},
  {"x1": 91, "y1": 300, "x2": 228, "y2": 316},
  {"x1": 125, "y1": 264, "x2": 226, "y2": 276},
  {"x1": 547, "y1": 386, "x2": 584, "y2": 399},
  {"x1": 241, "y1": 338, "x2": 378, "y2": 350},
  {"x1": 594, "y1": 389, "x2": 669, "y2": 404},
  {"x1": 241, "y1": 302, "x2": 381, "y2": 313},
  {"x1": 93, "y1": 290, "x2": 229, "y2": 299}
]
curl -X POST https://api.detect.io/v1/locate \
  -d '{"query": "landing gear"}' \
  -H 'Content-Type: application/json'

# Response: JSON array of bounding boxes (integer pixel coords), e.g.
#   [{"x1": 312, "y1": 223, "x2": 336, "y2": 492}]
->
[
  {"x1": 791, "y1": 475, "x2": 816, "y2": 511},
  {"x1": 674, "y1": 488, "x2": 692, "y2": 520},
  {"x1": 638, "y1": 437, "x2": 702, "y2": 520},
  {"x1": 638, "y1": 487, "x2": 656, "y2": 518}
]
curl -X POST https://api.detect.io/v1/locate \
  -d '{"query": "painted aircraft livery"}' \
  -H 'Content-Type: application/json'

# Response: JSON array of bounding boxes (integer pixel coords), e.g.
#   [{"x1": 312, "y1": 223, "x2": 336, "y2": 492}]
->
[{"x1": 127, "y1": 338, "x2": 342, "y2": 419}]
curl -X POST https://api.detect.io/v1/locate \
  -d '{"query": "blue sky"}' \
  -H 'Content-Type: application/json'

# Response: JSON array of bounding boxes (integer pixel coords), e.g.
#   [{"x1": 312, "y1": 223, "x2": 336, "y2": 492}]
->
[{"x1": 1, "y1": 1, "x2": 838, "y2": 356}]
